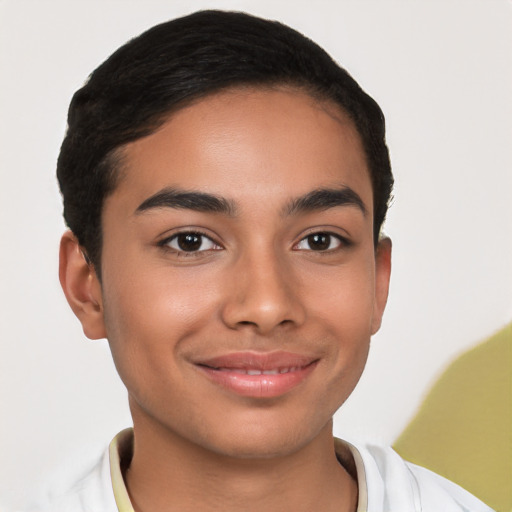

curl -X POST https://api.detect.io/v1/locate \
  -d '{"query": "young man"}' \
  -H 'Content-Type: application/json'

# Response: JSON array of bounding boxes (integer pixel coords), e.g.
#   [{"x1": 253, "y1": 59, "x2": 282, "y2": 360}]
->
[{"x1": 35, "y1": 10, "x2": 492, "y2": 512}]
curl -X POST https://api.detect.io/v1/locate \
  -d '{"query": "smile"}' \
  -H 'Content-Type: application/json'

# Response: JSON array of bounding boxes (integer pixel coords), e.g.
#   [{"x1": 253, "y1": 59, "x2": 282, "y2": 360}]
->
[
  {"x1": 213, "y1": 366, "x2": 305, "y2": 375},
  {"x1": 195, "y1": 352, "x2": 319, "y2": 398}
]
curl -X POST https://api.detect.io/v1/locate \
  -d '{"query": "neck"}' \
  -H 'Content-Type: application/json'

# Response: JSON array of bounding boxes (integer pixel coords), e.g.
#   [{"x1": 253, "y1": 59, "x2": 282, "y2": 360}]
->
[{"x1": 124, "y1": 410, "x2": 357, "y2": 512}]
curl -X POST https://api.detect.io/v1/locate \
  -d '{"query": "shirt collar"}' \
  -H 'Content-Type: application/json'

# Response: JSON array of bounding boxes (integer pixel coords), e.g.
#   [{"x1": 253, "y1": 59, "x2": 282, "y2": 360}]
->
[
  {"x1": 109, "y1": 428, "x2": 135, "y2": 512},
  {"x1": 109, "y1": 429, "x2": 367, "y2": 512}
]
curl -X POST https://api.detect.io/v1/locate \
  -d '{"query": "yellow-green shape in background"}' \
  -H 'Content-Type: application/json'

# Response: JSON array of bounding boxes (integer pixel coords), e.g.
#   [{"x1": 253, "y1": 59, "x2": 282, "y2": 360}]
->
[{"x1": 394, "y1": 322, "x2": 512, "y2": 512}]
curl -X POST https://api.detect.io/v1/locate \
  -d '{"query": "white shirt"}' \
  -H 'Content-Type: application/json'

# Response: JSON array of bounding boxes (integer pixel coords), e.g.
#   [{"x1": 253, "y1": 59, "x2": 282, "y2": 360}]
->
[{"x1": 24, "y1": 429, "x2": 494, "y2": 512}]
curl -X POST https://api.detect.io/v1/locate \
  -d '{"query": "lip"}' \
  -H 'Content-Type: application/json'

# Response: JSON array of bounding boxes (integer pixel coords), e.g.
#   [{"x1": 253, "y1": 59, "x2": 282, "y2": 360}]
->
[{"x1": 194, "y1": 351, "x2": 319, "y2": 398}]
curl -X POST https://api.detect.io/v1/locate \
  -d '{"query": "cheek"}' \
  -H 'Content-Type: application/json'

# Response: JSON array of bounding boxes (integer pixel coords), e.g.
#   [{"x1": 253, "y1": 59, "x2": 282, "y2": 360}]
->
[
  {"x1": 104, "y1": 262, "x2": 219, "y2": 329},
  {"x1": 305, "y1": 257, "x2": 376, "y2": 332},
  {"x1": 101, "y1": 266, "x2": 221, "y2": 379},
  {"x1": 302, "y1": 258, "x2": 375, "y2": 382}
]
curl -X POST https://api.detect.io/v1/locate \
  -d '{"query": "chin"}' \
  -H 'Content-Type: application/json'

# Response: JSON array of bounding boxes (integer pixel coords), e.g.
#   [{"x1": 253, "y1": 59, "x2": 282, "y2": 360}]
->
[
  {"x1": 192, "y1": 413, "x2": 333, "y2": 461},
  {"x1": 204, "y1": 436, "x2": 308, "y2": 460}
]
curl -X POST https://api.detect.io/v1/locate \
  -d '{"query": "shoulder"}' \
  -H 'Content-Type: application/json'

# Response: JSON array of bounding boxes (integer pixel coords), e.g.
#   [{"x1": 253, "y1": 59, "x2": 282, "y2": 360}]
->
[
  {"x1": 22, "y1": 447, "x2": 117, "y2": 512},
  {"x1": 336, "y1": 440, "x2": 495, "y2": 512}
]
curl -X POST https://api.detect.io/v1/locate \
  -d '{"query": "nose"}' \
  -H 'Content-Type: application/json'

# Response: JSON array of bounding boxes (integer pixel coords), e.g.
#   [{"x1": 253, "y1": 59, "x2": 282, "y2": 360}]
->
[{"x1": 221, "y1": 250, "x2": 306, "y2": 335}]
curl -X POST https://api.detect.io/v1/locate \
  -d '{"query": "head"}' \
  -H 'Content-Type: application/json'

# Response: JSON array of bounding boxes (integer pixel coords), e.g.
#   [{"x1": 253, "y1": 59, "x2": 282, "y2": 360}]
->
[
  {"x1": 57, "y1": 10, "x2": 393, "y2": 275},
  {"x1": 58, "y1": 10, "x2": 393, "y2": 459}
]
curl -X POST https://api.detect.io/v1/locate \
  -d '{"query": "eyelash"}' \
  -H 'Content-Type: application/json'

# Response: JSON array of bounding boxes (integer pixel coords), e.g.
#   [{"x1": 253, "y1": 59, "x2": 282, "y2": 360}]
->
[{"x1": 158, "y1": 230, "x2": 350, "y2": 256}]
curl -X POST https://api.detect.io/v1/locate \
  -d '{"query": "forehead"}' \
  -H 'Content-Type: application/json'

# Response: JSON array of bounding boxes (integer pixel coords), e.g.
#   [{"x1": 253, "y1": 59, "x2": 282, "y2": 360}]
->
[{"x1": 111, "y1": 86, "x2": 372, "y2": 213}]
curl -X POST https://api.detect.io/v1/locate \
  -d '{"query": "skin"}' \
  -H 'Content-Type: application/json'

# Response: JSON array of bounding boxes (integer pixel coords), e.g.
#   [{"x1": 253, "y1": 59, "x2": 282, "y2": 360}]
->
[{"x1": 60, "y1": 87, "x2": 391, "y2": 512}]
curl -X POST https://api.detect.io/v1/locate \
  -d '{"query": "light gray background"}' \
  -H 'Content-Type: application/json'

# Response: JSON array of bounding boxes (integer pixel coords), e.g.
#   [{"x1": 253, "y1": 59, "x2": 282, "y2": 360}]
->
[{"x1": 1, "y1": 0, "x2": 511, "y2": 508}]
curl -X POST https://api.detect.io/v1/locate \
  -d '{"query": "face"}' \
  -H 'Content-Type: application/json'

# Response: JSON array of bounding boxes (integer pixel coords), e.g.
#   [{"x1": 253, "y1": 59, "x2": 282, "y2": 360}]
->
[{"x1": 83, "y1": 87, "x2": 390, "y2": 458}]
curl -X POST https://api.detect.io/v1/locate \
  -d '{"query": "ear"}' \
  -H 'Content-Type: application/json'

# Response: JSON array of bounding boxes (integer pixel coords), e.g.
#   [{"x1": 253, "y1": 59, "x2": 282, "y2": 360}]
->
[
  {"x1": 59, "y1": 231, "x2": 107, "y2": 340},
  {"x1": 371, "y1": 236, "x2": 392, "y2": 334}
]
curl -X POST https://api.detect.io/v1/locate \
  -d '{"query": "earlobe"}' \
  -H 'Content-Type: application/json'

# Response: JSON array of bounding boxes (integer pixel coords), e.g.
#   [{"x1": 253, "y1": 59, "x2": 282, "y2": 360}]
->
[
  {"x1": 371, "y1": 236, "x2": 392, "y2": 335},
  {"x1": 59, "y1": 231, "x2": 107, "y2": 340}
]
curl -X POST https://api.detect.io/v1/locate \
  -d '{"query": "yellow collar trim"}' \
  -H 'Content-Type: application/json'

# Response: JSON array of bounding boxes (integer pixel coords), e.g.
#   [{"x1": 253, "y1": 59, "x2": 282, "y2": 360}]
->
[{"x1": 109, "y1": 428, "x2": 135, "y2": 512}]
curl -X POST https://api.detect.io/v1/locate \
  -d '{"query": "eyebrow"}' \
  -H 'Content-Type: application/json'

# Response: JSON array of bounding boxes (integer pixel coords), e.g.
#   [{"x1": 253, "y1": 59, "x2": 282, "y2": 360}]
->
[
  {"x1": 284, "y1": 187, "x2": 367, "y2": 216},
  {"x1": 135, "y1": 185, "x2": 366, "y2": 218},
  {"x1": 135, "y1": 188, "x2": 237, "y2": 216}
]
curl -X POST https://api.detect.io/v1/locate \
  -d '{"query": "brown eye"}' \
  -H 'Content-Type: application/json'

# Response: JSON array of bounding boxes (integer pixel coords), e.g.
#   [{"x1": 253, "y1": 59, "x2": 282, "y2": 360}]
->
[
  {"x1": 307, "y1": 233, "x2": 330, "y2": 251},
  {"x1": 164, "y1": 232, "x2": 220, "y2": 253},
  {"x1": 178, "y1": 233, "x2": 201, "y2": 251},
  {"x1": 295, "y1": 232, "x2": 344, "y2": 251}
]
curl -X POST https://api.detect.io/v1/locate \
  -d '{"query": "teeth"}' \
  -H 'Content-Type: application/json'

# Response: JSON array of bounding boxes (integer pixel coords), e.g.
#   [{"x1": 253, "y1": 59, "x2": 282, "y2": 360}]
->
[{"x1": 217, "y1": 367, "x2": 301, "y2": 375}]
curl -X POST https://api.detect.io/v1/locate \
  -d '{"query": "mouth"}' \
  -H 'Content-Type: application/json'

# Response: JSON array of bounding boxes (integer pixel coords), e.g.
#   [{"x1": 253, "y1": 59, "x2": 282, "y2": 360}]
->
[
  {"x1": 212, "y1": 366, "x2": 306, "y2": 375},
  {"x1": 194, "y1": 351, "x2": 319, "y2": 398}
]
